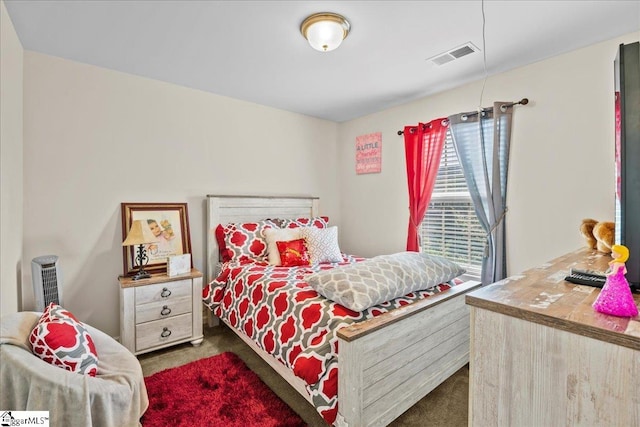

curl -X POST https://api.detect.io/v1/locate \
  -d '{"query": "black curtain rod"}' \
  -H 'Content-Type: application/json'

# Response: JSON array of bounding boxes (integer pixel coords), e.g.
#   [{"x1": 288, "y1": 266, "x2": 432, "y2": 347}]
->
[{"x1": 397, "y1": 98, "x2": 529, "y2": 135}]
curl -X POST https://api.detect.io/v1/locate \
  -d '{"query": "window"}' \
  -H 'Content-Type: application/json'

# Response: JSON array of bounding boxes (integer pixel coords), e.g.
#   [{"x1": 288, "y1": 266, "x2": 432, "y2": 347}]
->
[{"x1": 420, "y1": 131, "x2": 484, "y2": 278}]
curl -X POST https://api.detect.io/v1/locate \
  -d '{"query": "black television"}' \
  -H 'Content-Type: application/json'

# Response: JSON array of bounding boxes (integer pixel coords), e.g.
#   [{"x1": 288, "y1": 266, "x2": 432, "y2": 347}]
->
[{"x1": 614, "y1": 41, "x2": 640, "y2": 289}]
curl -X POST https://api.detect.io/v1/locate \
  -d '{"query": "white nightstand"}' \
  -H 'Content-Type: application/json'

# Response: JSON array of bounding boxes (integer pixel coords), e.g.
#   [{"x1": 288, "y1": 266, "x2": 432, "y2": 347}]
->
[{"x1": 118, "y1": 269, "x2": 204, "y2": 355}]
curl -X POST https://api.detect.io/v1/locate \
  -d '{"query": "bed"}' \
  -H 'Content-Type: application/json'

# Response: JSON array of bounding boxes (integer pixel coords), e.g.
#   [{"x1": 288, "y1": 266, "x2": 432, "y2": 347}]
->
[{"x1": 203, "y1": 195, "x2": 481, "y2": 427}]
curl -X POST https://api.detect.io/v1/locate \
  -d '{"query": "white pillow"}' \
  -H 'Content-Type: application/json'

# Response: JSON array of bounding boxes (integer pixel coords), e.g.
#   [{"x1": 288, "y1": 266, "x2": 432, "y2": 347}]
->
[
  {"x1": 264, "y1": 227, "x2": 302, "y2": 265},
  {"x1": 301, "y1": 226, "x2": 342, "y2": 263}
]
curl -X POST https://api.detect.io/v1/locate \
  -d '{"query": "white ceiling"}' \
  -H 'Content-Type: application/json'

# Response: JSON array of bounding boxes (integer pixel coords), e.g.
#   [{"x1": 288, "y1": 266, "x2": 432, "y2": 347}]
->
[{"x1": 4, "y1": 1, "x2": 640, "y2": 122}]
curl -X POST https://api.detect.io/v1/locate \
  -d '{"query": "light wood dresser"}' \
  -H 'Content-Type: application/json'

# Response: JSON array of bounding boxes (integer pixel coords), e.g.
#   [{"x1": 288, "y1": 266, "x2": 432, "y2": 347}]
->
[
  {"x1": 119, "y1": 269, "x2": 204, "y2": 355},
  {"x1": 466, "y1": 248, "x2": 640, "y2": 426}
]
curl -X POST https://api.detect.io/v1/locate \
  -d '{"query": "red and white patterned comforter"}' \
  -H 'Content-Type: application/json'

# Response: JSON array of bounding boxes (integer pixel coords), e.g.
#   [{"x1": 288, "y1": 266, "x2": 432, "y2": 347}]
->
[{"x1": 202, "y1": 255, "x2": 454, "y2": 425}]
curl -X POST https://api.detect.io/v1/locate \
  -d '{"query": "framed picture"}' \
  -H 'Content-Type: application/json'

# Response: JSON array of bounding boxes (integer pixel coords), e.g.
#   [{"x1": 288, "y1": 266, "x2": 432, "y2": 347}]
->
[
  {"x1": 121, "y1": 202, "x2": 192, "y2": 276},
  {"x1": 356, "y1": 132, "x2": 382, "y2": 174}
]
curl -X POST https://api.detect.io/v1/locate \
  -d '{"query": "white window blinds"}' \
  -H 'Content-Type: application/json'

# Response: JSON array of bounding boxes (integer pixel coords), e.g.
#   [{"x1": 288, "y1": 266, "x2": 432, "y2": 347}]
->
[{"x1": 421, "y1": 131, "x2": 484, "y2": 278}]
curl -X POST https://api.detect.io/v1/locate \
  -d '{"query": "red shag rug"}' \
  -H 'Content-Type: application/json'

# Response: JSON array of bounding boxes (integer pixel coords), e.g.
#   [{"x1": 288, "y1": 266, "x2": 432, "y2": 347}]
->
[{"x1": 142, "y1": 352, "x2": 307, "y2": 427}]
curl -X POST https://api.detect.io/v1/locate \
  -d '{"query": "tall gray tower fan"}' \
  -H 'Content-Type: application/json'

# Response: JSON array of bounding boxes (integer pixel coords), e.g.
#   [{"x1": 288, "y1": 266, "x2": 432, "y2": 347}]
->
[{"x1": 31, "y1": 255, "x2": 63, "y2": 311}]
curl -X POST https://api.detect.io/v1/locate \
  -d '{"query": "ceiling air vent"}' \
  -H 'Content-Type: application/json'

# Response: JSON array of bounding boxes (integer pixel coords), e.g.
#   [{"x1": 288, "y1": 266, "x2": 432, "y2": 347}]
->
[{"x1": 427, "y1": 42, "x2": 479, "y2": 66}]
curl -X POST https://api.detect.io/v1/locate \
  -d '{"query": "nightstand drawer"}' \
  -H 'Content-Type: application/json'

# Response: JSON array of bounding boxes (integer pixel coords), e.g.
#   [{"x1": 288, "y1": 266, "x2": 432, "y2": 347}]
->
[
  {"x1": 135, "y1": 279, "x2": 191, "y2": 305},
  {"x1": 135, "y1": 295, "x2": 192, "y2": 324},
  {"x1": 119, "y1": 269, "x2": 203, "y2": 355},
  {"x1": 135, "y1": 313, "x2": 192, "y2": 352}
]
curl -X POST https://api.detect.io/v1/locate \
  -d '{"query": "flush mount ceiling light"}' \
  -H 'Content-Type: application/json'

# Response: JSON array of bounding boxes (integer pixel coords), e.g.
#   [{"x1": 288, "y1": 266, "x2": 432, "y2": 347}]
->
[{"x1": 300, "y1": 12, "x2": 350, "y2": 52}]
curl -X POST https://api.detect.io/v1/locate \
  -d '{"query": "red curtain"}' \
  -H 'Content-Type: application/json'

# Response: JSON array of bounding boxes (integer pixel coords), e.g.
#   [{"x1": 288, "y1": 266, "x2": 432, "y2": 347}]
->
[{"x1": 404, "y1": 118, "x2": 448, "y2": 251}]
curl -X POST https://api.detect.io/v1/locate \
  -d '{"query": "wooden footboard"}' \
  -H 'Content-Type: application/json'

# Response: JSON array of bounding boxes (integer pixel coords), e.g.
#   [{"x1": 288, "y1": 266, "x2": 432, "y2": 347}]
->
[
  {"x1": 211, "y1": 280, "x2": 480, "y2": 426},
  {"x1": 337, "y1": 280, "x2": 481, "y2": 427}
]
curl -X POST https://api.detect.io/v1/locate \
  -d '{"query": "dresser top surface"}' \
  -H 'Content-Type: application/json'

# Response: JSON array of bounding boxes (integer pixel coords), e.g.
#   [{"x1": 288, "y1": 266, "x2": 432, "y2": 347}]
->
[
  {"x1": 118, "y1": 268, "x2": 202, "y2": 288},
  {"x1": 466, "y1": 248, "x2": 640, "y2": 350}
]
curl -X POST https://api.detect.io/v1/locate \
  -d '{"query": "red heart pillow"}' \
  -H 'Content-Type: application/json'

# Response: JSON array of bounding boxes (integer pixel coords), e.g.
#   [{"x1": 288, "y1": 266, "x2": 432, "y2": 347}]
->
[{"x1": 276, "y1": 239, "x2": 311, "y2": 267}]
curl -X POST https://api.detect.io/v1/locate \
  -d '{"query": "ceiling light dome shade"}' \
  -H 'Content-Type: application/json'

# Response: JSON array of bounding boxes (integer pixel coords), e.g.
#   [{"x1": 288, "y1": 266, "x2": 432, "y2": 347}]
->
[{"x1": 301, "y1": 13, "x2": 350, "y2": 52}]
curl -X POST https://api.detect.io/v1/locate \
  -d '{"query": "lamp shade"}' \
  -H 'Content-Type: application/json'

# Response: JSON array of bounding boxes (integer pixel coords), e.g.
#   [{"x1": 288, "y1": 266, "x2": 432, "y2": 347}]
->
[
  {"x1": 301, "y1": 12, "x2": 350, "y2": 52},
  {"x1": 122, "y1": 220, "x2": 160, "y2": 246}
]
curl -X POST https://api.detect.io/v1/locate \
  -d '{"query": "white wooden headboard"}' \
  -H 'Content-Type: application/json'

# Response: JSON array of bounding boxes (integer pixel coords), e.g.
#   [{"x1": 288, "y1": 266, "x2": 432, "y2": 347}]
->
[{"x1": 206, "y1": 195, "x2": 319, "y2": 282}]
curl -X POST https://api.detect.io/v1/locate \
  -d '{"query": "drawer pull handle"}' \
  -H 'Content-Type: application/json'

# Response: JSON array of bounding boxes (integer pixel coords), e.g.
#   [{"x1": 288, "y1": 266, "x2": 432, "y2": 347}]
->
[
  {"x1": 160, "y1": 306, "x2": 171, "y2": 316},
  {"x1": 160, "y1": 288, "x2": 172, "y2": 298},
  {"x1": 160, "y1": 327, "x2": 172, "y2": 338}
]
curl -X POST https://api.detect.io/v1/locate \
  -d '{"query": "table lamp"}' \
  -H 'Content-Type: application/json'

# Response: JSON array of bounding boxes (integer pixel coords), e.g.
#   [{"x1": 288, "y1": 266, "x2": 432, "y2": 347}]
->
[{"x1": 122, "y1": 220, "x2": 160, "y2": 280}]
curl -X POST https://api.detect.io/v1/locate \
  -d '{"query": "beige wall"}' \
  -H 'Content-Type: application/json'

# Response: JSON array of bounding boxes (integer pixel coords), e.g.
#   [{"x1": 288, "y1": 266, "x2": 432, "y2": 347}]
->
[
  {"x1": 17, "y1": 30, "x2": 640, "y2": 336},
  {"x1": 23, "y1": 52, "x2": 338, "y2": 335},
  {"x1": 1, "y1": 0, "x2": 24, "y2": 316},
  {"x1": 338, "y1": 32, "x2": 640, "y2": 277}
]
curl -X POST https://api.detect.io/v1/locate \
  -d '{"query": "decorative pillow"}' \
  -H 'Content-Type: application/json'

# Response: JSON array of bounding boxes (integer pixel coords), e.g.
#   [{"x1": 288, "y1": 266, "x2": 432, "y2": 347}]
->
[
  {"x1": 264, "y1": 227, "x2": 303, "y2": 265},
  {"x1": 220, "y1": 220, "x2": 278, "y2": 262},
  {"x1": 276, "y1": 239, "x2": 311, "y2": 267},
  {"x1": 306, "y1": 252, "x2": 465, "y2": 311},
  {"x1": 29, "y1": 303, "x2": 99, "y2": 376},
  {"x1": 281, "y1": 216, "x2": 329, "y2": 229},
  {"x1": 301, "y1": 226, "x2": 342, "y2": 263}
]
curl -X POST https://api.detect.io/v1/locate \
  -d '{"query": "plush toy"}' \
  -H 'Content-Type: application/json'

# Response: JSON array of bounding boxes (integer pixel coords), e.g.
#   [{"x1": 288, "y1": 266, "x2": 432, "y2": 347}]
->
[
  {"x1": 579, "y1": 218, "x2": 598, "y2": 249},
  {"x1": 593, "y1": 221, "x2": 615, "y2": 254},
  {"x1": 580, "y1": 219, "x2": 615, "y2": 254}
]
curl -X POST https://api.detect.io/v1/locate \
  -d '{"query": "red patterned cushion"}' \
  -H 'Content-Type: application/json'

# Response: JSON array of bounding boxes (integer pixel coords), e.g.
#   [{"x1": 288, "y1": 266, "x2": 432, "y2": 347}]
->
[
  {"x1": 281, "y1": 216, "x2": 329, "y2": 229},
  {"x1": 220, "y1": 220, "x2": 278, "y2": 262},
  {"x1": 276, "y1": 239, "x2": 311, "y2": 267},
  {"x1": 215, "y1": 224, "x2": 233, "y2": 262},
  {"x1": 29, "y1": 303, "x2": 99, "y2": 377}
]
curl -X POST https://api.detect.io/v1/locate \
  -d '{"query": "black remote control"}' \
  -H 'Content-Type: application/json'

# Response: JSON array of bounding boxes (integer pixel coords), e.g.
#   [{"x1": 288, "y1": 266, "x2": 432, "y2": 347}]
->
[
  {"x1": 565, "y1": 273, "x2": 607, "y2": 288},
  {"x1": 569, "y1": 268, "x2": 607, "y2": 279}
]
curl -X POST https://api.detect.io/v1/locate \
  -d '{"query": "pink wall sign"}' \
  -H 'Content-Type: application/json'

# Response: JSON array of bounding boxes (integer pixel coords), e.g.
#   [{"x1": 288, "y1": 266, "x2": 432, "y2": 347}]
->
[{"x1": 356, "y1": 132, "x2": 382, "y2": 174}]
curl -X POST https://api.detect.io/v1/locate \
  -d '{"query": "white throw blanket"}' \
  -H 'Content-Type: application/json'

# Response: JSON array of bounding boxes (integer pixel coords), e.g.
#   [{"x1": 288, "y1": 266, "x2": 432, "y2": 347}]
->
[{"x1": 0, "y1": 311, "x2": 148, "y2": 427}]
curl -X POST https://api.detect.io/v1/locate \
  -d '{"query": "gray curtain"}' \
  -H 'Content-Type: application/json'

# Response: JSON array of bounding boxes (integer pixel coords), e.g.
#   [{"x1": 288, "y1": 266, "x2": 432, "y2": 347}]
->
[{"x1": 448, "y1": 102, "x2": 513, "y2": 285}]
